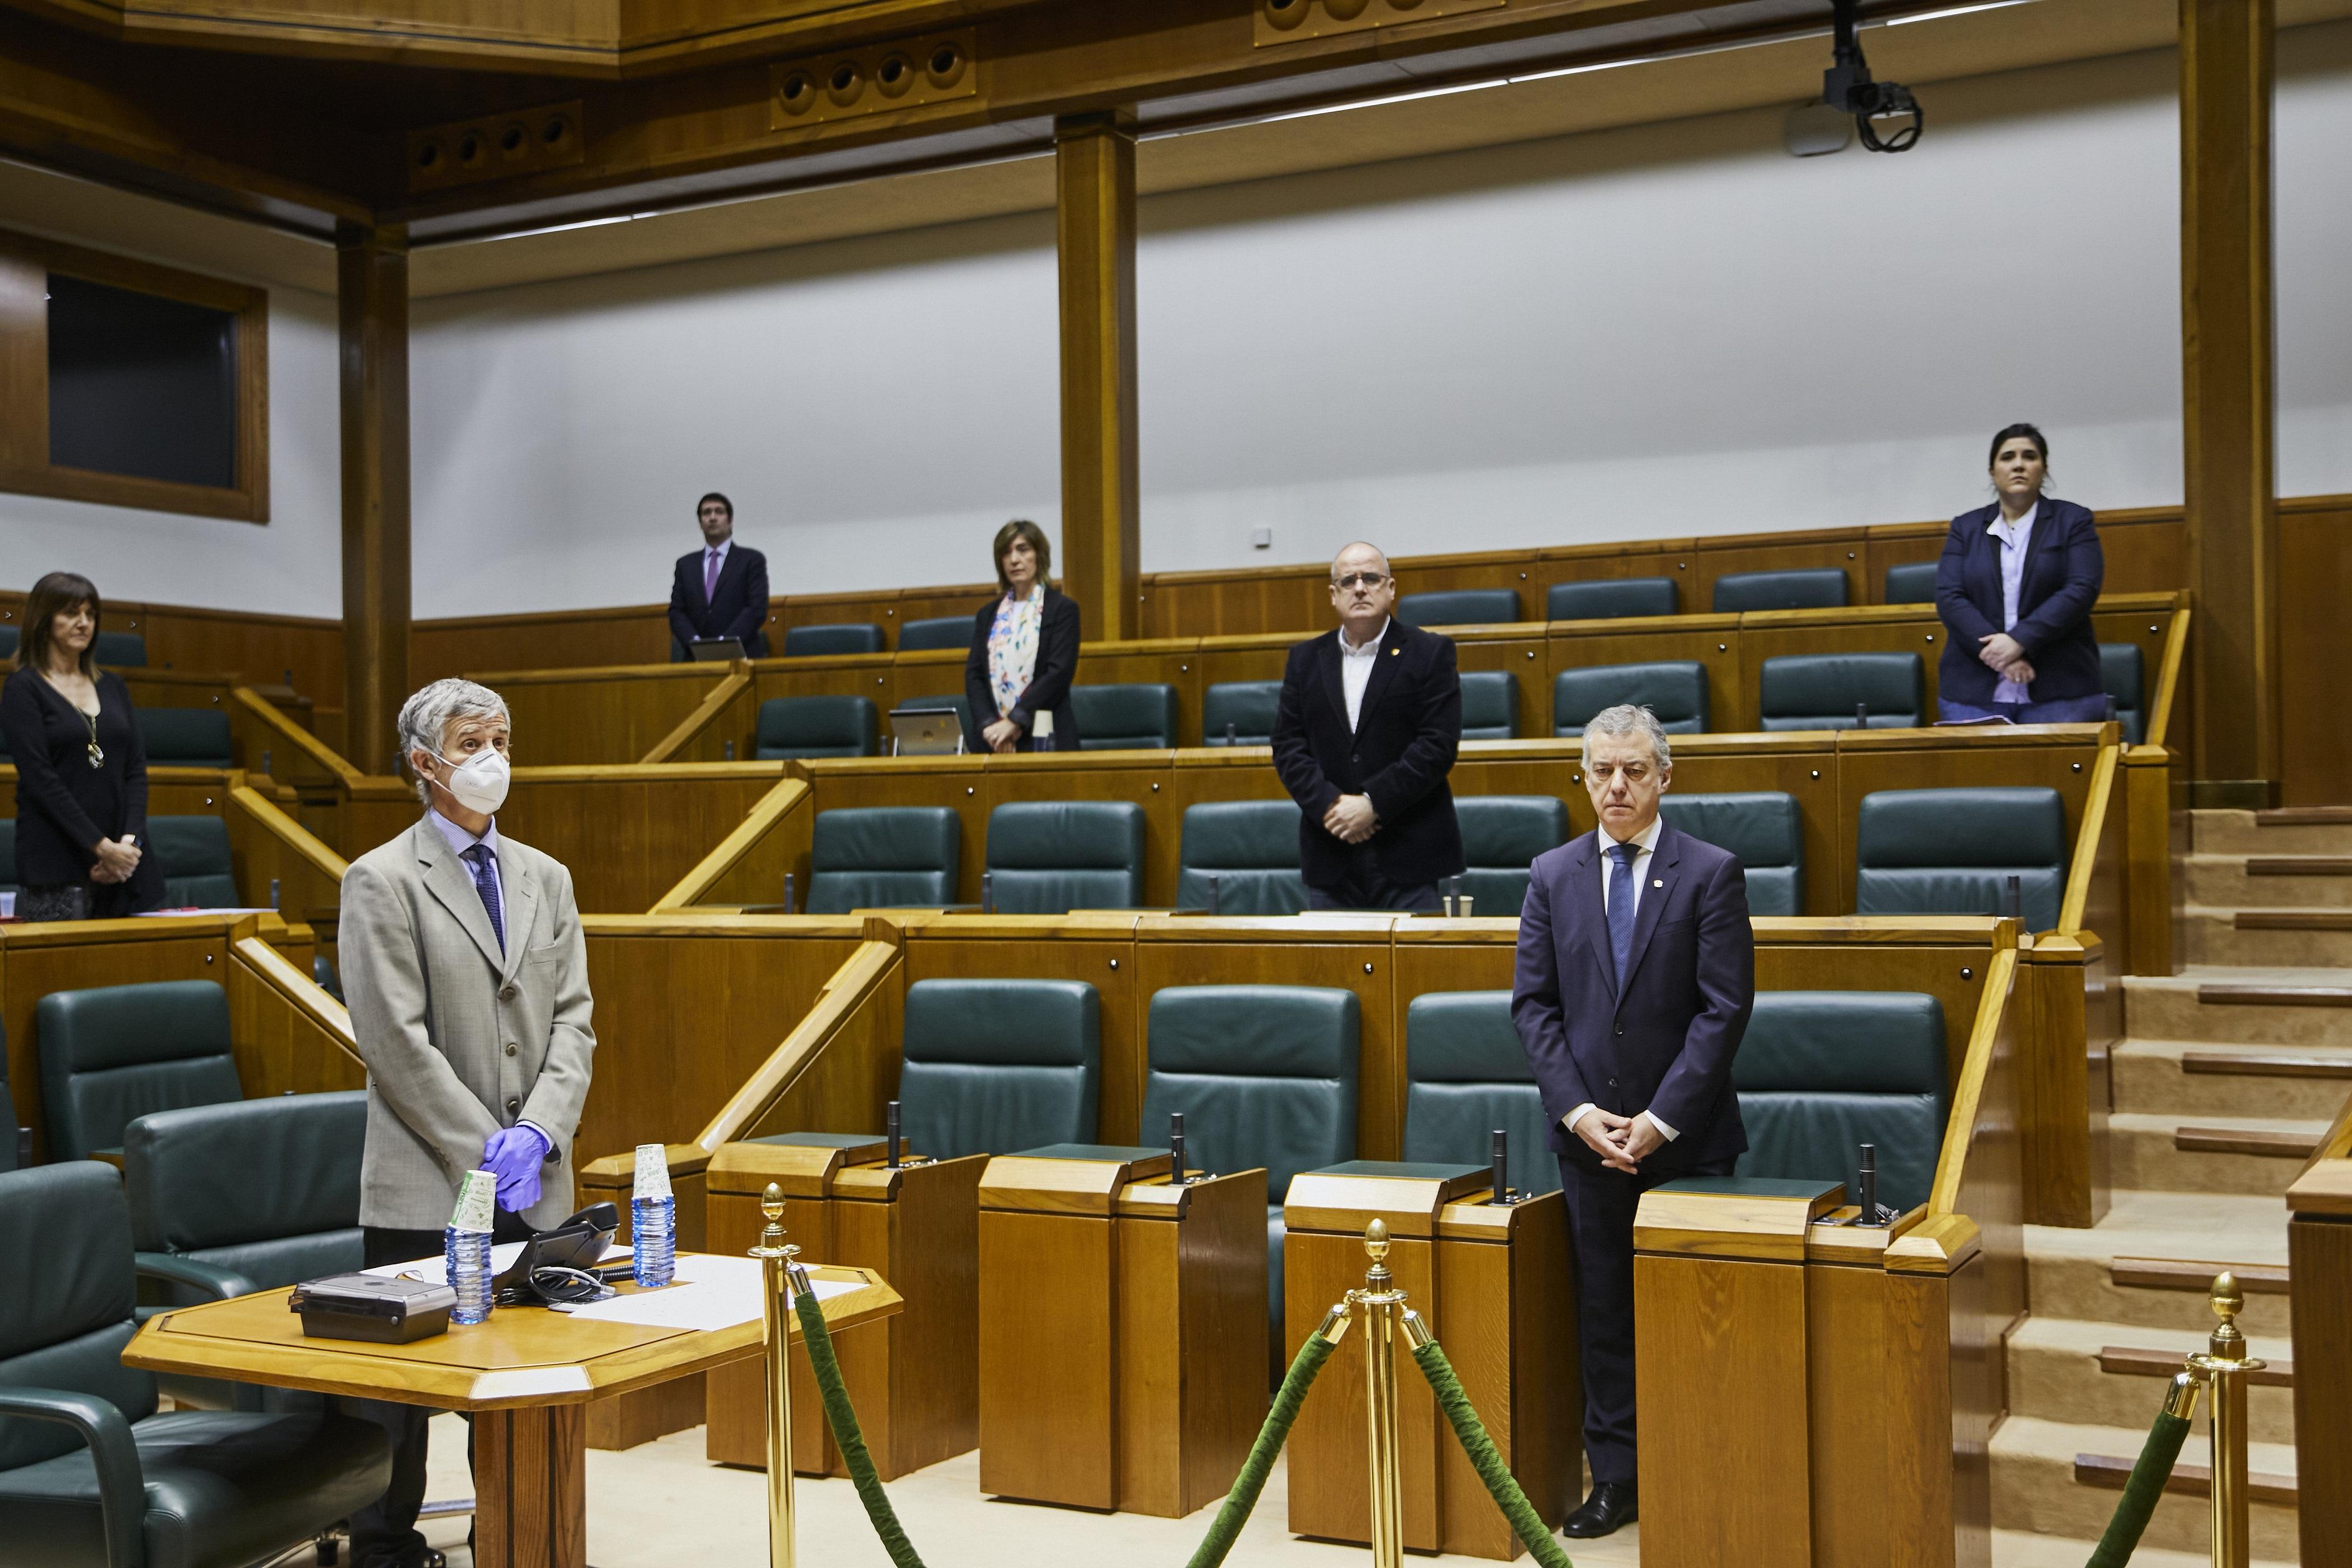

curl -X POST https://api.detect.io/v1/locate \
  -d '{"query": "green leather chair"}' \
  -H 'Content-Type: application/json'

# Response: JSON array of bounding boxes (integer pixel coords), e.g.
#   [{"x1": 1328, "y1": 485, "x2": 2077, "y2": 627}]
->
[
  {"x1": 898, "y1": 979, "x2": 1099, "y2": 1159},
  {"x1": 781, "y1": 622, "x2": 885, "y2": 657},
  {"x1": 1553, "y1": 661, "x2": 1709, "y2": 735},
  {"x1": 1202, "y1": 681, "x2": 1281, "y2": 747},
  {"x1": 1855, "y1": 786, "x2": 2068, "y2": 932},
  {"x1": 310, "y1": 955, "x2": 342, "y2": 1003},
  {"x1": 1071, "y1": 684, "x2": 1177, "y2": 751},
  {"x1": 1453, "y1": 796, "x2": 1567, "y2": 915},
  {"x1": 2101, "y1": 642, "x2": 2145, "y2": 744},
  {"x1": 1177, "y1": 800, "x2": 1307, "y2": 915},
  {"x1": 1732, "y1": 991, "x2": 1948, "y2": 1215},
  {"x1": 1657, "y1": 792, "x2": 1804, "y2": 916},
  {"x1": 1458, "y1": 671, "x2": 1517, "y2": 740},
  {"x1": 895, "y1": 692, "x2": 975, "y2": 752},
  {"x1": 806, "y1": 807, "x2": 959, "y2": 912},
  {"x1": 1758, "y1": 652, "x2": 1923, "y2": 729},
  {"x1": 38, "y1": 981, "x2": 243, "y2": 1163},
  {"x1": 755, "y1": 695, "x2": 880, "y2": 759},
  {"x1": 146, "y1": 817, "x2": 239, "y2": 907},
  {"x1": 1712, "y1": 568, "x2": 1848, "y2": 612},
  {"x1": 1396, "y1": 589, "x2": 1519, "y2": 627},
  {"x1": 1547, "y1": 577, "x2": 1678, "y2": 621},
  {"x1": 896, "y1": 615, "x2": 973, "y2": 653},
  {"x1": 1, "y1": 1029, "x2": 22, "y2": 1173},
  {"x1": 1883, "y1": 561, "x2": 1938, "y2": 604},
  {"x1": 985, "y1": 801, "x2": 1146, "y2": 913},
  {"x1": 1139, "y1": 985, "x2": 1360, "y2": 1348},
  {"x1": 1401, "y1": 991, "x2": 1558, "y2": 1197},
  {"x1": 0, "y1": 1162, "x2": 393, "y2": 1568},
  {"x1": 93, "y1": 630, "x2": 146, "y2": 668},
  {"x1": 133, "y1": 711, "x2": 234, "y2": 770}
]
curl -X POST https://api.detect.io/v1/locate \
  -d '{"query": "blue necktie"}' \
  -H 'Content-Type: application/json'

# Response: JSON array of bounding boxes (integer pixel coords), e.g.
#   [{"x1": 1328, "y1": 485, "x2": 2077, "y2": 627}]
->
[
  {"x1": 462, "y1": 844, "x2": 505, "y2": 955},
  {"x1": 1607, "y1": 841, "x2": 1638, "y2": 987}
]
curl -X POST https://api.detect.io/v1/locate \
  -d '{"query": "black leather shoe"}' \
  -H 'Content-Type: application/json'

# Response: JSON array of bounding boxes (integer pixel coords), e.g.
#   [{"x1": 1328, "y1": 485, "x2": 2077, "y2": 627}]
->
[{"x1": 1561, "y1": 1480, "x2": 1638, "y2": 1538}]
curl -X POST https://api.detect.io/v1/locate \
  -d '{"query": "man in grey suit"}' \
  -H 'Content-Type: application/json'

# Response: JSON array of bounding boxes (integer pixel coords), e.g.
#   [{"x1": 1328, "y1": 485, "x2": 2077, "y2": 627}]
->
[{"x1": 338, "y1": 676, "x2": 597, "y2": 1568}]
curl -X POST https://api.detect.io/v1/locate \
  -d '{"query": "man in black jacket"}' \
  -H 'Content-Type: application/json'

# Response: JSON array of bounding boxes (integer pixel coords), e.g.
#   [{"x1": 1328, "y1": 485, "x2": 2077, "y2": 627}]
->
[
  {"x1": 668, "y1": 492, "x2": 770, "y2": 659},
  {"x1": 1270, "y1": 542, "x2": 1465, "y2": 910}
]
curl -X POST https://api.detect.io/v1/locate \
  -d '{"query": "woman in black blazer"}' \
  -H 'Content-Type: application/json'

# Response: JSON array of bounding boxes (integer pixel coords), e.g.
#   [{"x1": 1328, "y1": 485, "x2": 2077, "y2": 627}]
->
[
  {"x1": 1933, "y1": 423, "x2": 2109, "y2": 724},
  {"x1": 964, "y1": 519, "x2": 1081, "y2": 753},
  {"x1": 2, "y1": 572, "x2": 162, "y2": 921}
]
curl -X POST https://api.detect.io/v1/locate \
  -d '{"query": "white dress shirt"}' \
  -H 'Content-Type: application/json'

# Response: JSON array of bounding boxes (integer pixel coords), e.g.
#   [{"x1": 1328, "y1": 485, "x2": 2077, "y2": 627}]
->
[
  {"x1": 1987, "y1": 502, "x2": 2037, "y2": 704},
  {"x1": 1564, "y1": 813, "x2": 1681, "y2": 1145},
  {"x1": 1338, "y1": 617, "x2": 1389, "y2": 733}
]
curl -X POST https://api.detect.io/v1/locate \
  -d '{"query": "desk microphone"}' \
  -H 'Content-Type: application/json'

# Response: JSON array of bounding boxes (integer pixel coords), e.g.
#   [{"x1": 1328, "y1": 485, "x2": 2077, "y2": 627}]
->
[
  {"x1": 1206, "y1": 872, "x2": 1221, "y2": 917},
  {"x1": 1490, "y1": 1129, "x2": 1516, "y2": 1205},
  {"x1": 1855, "y1": 701, "x2": 1870, "y2": 728},
  {"x1": 1853, "y1": 1142, "x2": 1898, "y2": 1226},
  {"x1": 886, "y1": 1099, "x2": 902, "y2": 1169},
  {"x1": 981, "y1": 870, "x2": 995, "y2": 916},
  {"x1": 782, "y1": 872, "x2": 796, "y2": 915},
  {"x1": 1169, "y1": 1112, "x2": 1188, "y2": 1187},
  {"x1": 1224, "y1": 721, "x2": 1237, "y2": 746}
]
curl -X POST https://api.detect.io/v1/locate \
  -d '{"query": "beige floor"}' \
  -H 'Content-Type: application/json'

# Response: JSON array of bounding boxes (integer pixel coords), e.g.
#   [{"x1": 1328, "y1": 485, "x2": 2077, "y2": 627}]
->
[{"x1": 418, "y1": 1415, "x2": 1643, "y2": 1568}]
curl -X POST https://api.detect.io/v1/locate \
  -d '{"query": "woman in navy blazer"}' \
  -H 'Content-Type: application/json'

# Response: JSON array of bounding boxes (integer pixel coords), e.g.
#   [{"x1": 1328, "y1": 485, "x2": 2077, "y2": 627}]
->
[{"x1": 1933, "y1": 423, "x2": 2108, "y2": 723}]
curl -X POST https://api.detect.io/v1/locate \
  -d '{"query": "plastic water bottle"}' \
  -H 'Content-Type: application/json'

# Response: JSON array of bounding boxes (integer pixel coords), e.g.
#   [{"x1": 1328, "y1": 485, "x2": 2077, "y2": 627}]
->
[
  {"x1": 445, "y1": 1169, "x2": 497, "y2": 1326},
  {"x1": 633, "y1": 1142, "x2": 676, "y2": 1288}
]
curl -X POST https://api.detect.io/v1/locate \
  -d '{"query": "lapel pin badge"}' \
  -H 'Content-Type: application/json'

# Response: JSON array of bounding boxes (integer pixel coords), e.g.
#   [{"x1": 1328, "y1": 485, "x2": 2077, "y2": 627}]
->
[
  {"x1": 1389, "y1": 647, "x2": 1399, "y2": 656},
  {"x1": 1653, "y1": 879, "x2": 1664, "y2": 887}
]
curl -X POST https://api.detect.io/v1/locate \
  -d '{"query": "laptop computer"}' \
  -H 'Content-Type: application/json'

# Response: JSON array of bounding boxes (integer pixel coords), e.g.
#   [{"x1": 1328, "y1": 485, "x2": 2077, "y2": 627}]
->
[
  {"x1": 889, "y1": 707, "x2": 966, "y2": 756},
  {"x1": 686, "y1": 637, "x2": 746, "y2": 662}
]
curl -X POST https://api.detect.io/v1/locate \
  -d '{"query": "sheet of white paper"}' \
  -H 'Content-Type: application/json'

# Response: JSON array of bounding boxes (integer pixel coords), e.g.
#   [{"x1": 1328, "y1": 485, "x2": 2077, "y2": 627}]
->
[
  {"x1": 551, "y1": 1254, "x2": 862, "y2": 1332},
  {"x1": 362, "y1": 1239, "x2": 627, "y2": 1285}
]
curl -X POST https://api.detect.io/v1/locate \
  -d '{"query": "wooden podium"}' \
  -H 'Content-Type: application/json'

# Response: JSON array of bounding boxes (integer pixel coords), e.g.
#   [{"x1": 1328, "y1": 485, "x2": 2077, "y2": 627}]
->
[
  {"x1": 1283, "y1": 1161, "x2": 1579, "y2": 1561},
  {"x1": 704, "y1": 1132, "x2": 984, "y2": 1478},
  {"x1": 976, "y1": 1144, "x2": 1267, "y2": 1516},
  {"x1": 1633, "y1": 1178, "x2": 1992, "y2": 1568}
]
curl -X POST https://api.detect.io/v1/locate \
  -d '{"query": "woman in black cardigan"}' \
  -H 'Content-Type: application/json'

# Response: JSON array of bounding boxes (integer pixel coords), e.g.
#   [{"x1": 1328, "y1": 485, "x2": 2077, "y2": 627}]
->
[
  {"x1": 965, "y1": 520, "x2": 1081, "y2": 754},
  {"x1": 1933, "y1": 423, "x2": 2109, "y2": 724},
  {"x1": 2, "y1": 572, "x2": 162, "y2": 921}
]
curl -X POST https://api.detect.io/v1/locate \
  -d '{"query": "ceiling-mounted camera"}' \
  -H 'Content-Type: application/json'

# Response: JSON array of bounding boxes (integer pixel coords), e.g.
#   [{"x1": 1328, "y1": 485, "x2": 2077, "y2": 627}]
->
[{"x1": 1822, "y1": 0, "x2": 1925, "y2": 152}]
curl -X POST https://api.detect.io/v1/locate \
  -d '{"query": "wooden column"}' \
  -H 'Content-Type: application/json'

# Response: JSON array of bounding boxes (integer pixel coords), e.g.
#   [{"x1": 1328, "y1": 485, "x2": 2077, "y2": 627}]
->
[
  {"x1": 1056, "y1": 109, "x2": 1141, "y2": 644},
  {"x1": 338, "y1": 221, "x2": 411, "y2": 777},
  {"x1": 2179, "y1": 0, "x2": 2278, "y2": 805}
]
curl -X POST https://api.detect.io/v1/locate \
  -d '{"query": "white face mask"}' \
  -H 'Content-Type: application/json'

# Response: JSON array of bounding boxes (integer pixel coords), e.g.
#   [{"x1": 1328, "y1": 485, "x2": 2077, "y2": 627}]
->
[{"x1": 425, "y1": 745, "x2": 510, "y2": 815}]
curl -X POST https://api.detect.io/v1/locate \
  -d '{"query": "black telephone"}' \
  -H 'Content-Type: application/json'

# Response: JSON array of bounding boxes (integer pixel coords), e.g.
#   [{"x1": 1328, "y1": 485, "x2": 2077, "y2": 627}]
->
[{"x1": 492, "y1": 1202, "x2": 622, "y2": 1306}]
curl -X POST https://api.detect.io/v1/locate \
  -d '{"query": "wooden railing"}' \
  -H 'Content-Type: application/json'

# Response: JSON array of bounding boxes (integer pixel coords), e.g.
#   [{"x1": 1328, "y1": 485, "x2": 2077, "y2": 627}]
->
[{"x1": 2286, "y1": 1081, "x2": 2352, "y2": 1561}]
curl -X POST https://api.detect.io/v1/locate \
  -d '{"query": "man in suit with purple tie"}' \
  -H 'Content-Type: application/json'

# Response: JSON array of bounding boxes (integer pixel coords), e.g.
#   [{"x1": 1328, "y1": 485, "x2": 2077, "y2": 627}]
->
[
  {"x1": 1511, "y1": 702, "x2": 1754, "y2": 1539},
  {"x1": 668, "y1": 491, "x2": 770, "y2": 659}
]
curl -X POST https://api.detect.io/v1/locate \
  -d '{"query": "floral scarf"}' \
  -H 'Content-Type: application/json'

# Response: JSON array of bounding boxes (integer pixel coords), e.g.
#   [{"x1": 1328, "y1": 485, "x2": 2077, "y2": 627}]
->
[{"x1": 986, "y1": 585, "x2": 1043, "y2": 717}]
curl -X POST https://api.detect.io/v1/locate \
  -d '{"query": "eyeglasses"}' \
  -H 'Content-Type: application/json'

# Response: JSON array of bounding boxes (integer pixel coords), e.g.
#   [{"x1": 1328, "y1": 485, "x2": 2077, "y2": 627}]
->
[{"x1": 1333, "y1": 572, "x2": 1391, "y2": 590}]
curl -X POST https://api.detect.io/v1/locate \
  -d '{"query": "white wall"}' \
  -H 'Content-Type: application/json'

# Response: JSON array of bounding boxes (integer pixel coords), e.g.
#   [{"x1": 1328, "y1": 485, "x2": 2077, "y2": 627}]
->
[{"x1": 0, "y1": 287, "x2": 343, "y2": 617}]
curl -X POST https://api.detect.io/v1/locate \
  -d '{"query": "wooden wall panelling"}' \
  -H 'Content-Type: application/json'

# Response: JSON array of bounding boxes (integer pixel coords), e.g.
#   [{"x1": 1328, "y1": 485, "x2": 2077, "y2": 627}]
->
[
  {"x1": 735, "y1": 942, "x2": 907, "y2": 1147},
  {"x1": 2277, "y1": 498, "x2": 2352, "y2": 806},
  {"x1": 1193, "y1": 632, "x2": 1302, "y2": 699},
  {"x1": 1737, "y1": 605, "x2": 1945, "y2": 725},
  {"x1": 803, "y1": 755, "x2": 992, "y2": 907},
  {"x1": 979, "y1": 749, "x2": 1180, "y2": 907},
  {"x1": 643, "y1": 670, "x2": 757, "y2": 763},
  {"x1": 122, "y1": 670, "x2": 237, "y2": 717},
  {"x1": 1142, "y1": 564, "x2": 1328, "y2": 641},
  {"x1": 900, "y1": 920, "x2": 1144, "y2": 1142},
  {"x1": 2091, "y1": 593, "x2": 2192, "y2": 762},
  {"x1": 1753, "y1": 919, "x2": 2000, "y2": 1105},
  {"x1": 887, "y1": 649, "x2": 970, "y2": 717},
  {"x1": 1447, "y1": 625, "x2": 1548, "y2": 740},
  {"x1": 136, "y1": 604, "x2": 343, "y2": 701},
  {"x1": 1544, "y1": 615, "x2": 1742, "y2": 736},
  {"x1": 411, "y1": 604, "x2": 674, "y2": 688},
  {"x1": 1132, "y1": 917, "x2": 1402, "y2": 1162},
  {"x1": 577, "y1": 916, "x2": 867, "y2": 1167},
  {"x1": 494, "y1": 764, "x2": 788, "y2": 914},
  {"x1": 656, "y1": 778, "x2": 813, "y2": 912},
  {"x1": 1531, "y1": 541, "x2": 1692, "y2": 617},
  {"x1": 2095, "y1": 510, "x2": 2190, "y2": 595},
  {"x1": 2120, "y1": 747, "x2": 2180, "y2": 978},
  {"x1": 2018, "y1": 935, "x2": 2114, "y2": 1230},
  {"x1": 1861, "y1": 523, "x2": 1948, "y2": 605},
  {"x1": 1687, "y1": 528, "x2": 1870, "y2": 618},
  {"x1": 1391, "y1": 548, "x2": 1545, "y2": 621},
  {"x1": 224, "y1": 929, "x2": 365, "y2": 1099},
  {"x1": 227, "y1": 686, "x2": 362, "y2": 795},
  {"x1": 479, "y1": 663, "x2": 734, "y2": 767},
  {"x1": 750, "y1": 654, "x2": 898, "y2": 721},
  {"x1": 223, "y1": 776, "x2": 349, "y2": 935},
  {"x1": 1069, "y1": 640, "x2": 1203, "y2": 747},
  {"x1": 773, "y1": 587, "x2": 911, "y2": 642},
  {"x1": 2285, "y1": 1091, "x2": 2352, "y2": 1564},
  {"x1": 894, "y1": 583, "x2": 998, "y2": 630}
]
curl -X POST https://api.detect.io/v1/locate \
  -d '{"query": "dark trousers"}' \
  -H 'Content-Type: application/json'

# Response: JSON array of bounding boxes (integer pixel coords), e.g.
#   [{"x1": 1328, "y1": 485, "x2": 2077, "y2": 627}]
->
[
  {"x1": 1305, "y1": 846, "x2": 1441, "y2": 913},
  {"x1": 345, "y1": 1213, "x2": 533, "y2": 1567},
  {"x1": 1555, "y1": 1150, "x2": 1735, "y2": 1486}
]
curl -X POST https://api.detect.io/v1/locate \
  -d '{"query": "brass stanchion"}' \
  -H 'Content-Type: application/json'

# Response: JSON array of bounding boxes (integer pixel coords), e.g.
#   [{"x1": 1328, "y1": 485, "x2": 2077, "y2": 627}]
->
[
  {"x1": 750, "y1": 1182, "x2": 802, "y2": 1568},
  {"x1": 2185, "y1": 1272, "x2": 2265, "y2": 1568},
  {"x1": 1332, "y1": 1219, "x2": 1434, "y2": 1568}
]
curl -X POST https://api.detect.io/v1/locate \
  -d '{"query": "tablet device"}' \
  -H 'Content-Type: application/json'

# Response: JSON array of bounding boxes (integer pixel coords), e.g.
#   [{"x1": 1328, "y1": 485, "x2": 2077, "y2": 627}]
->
[
  {"x1": 889, "y1": 707, "x2": 966, "y2": 757},
  {"x1": 688, "y1": 637, "x2": 745, "y2": 662}
]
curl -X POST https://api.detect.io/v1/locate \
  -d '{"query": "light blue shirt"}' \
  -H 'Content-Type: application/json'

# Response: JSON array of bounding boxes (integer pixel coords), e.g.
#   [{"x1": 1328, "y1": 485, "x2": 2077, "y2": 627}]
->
[{"x1": 1989, "y1": 502, "x2": 2038, "y2": 703}]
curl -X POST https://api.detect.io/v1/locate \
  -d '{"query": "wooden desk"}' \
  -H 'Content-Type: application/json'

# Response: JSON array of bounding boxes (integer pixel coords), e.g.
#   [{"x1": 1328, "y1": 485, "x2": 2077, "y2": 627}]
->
[
  {"x1": 976, "y1": 1144, "x2": 1266, "y2": 1516},
  {"x1": 704, "y1": 1132, "x2": 983, "y2": 1479},
  {"x1": 1284, "y1": 1161, "x2": 1577, "y2": 1559},
  {"x1": 123, "y1": 1256, "x2": 901, "y2": 1568}
]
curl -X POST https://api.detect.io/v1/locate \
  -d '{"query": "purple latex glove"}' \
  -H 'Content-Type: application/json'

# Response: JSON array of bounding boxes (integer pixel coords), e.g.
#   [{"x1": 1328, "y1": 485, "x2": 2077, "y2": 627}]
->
[{"x1": 482, "y1": 1124, "x2": 550, "y2": 1214}]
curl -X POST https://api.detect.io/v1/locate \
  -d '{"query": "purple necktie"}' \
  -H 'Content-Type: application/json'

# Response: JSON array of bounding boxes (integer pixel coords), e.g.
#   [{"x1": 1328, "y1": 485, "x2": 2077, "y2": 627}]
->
[
  {"x1": 703, "y1": 548, "x2": 721, "y2": 602},
  {"x1": 462, "y1": 843, "x2": 505, "y2": 955}
]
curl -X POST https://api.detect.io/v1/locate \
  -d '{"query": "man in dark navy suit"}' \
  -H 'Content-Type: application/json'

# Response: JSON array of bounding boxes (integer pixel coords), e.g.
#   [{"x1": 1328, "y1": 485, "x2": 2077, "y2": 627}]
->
[
  {"x1": 1511, "y1": 703, "x2": 1754, "y2": 1538},
  {"x1": 668, "y1": 492, "x2": 770, "y2": 659},
  {"x1": 1271, "y1": 541, "x2": 1465, "y2": 911}
]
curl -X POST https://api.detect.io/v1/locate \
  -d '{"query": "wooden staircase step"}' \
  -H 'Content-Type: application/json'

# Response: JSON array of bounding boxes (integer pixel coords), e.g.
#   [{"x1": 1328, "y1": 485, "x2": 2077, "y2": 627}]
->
[
  {"x1": 2074, "y1": 1454, "x2": 2298, "y2": 1506},
  {"x1": 2196, "y1": 984, "x2": 2352, "y2": 1007},
  {"x1": 2173, "y1": 1126, "x2": 2323, "y2": 1158},
  {"x1": 2257, "y1": 806, "x2": 2352, "y2": 826},
  {"x1": 2235, "y1": 911, "x2": 2352, "y2": 930},
  {"x1": 2096, "y1": 1345, "x2": 2295, "y2": 1388},
  {"x1": 2109, "y1": 1258, "x2": 2292, "y2": 1294},
  {"x1": 2246, "y1": 857, "x2": 2352, "y2": 875},
  {"x1": 2182, "y1": 1050, "x2": 2352, "y2": 1079}
]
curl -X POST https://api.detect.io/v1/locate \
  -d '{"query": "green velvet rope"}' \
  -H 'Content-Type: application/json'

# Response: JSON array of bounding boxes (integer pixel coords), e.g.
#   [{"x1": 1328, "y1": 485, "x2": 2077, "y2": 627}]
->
[
  {"x1": 2084, "y1": 1396, "x2": 2194, "y2": 1568},
  {"x1": 1412, "y1": 1338, "x2": 1577, "y2": 1568},
  {"x1": 790, "y1": 1279, "x2": 928, "y2": 1568},
  {"x1": 1182, "y1": 1332, "x2": 1337, "y2": 1568}
]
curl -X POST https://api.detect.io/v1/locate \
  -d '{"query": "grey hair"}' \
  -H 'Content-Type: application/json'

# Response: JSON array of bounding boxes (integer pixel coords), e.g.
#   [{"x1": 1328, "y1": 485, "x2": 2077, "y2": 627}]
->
[
  {"x1": 1581, "y1": 703, "x2": 1673, "y2": 769},
  {"x1": 397, "y1": 678, "x2": 510, "y2": 806}
]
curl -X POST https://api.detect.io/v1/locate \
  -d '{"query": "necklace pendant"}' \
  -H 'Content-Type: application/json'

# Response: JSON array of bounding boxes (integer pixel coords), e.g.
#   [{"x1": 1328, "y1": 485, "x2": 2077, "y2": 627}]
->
[{"x1": 87, "y1": 742, "x2": 105, "y2": 768}]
